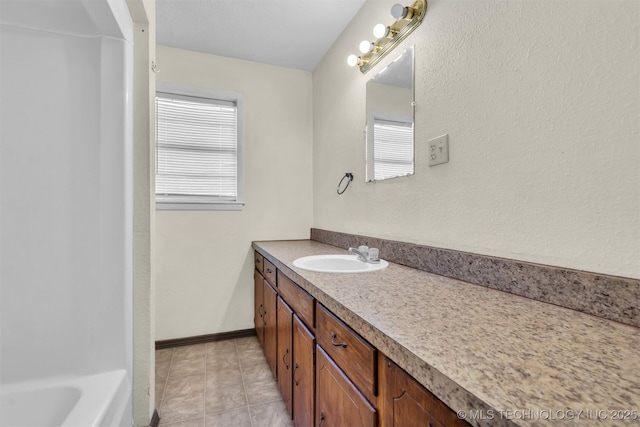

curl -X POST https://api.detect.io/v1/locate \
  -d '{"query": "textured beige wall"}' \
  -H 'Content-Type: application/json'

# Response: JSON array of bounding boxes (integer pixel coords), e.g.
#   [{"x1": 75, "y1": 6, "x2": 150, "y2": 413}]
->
[
  {"x1": 313, "y1": 0, "x2": 639, "y2": 279},
  {"x1": 155, "y1": 46, "x2": 314, "y2": 340}
]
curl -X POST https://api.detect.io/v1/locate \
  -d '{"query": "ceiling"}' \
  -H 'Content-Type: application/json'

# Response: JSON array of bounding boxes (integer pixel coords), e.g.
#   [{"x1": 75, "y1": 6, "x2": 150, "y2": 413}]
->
[{"x1": 156, "y1": 0, "x2": 366, "y2": 72}]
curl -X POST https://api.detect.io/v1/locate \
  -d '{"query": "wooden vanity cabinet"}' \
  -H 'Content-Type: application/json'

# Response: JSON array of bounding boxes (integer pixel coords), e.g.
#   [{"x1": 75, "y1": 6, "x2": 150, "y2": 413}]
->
[
  {"x1": 255, "y1": 257, "x2": 317, "y2": 423},
  {"x1": 278, "y1": 271, "x2": 315, "y2": 330},
  {"x1": 263, "y1": 258, "x2": 277, "y2": 289},
  {"x1": 263, "y1": 280, "x2": 278, "y2": 380},
  {"x1": 277, "y1": 270, "x2": 317, "y2": 424},
  {"x1": 254, "y1": 253, "x2": 278, "y2": 380},
  {"x1": 316, "y1": 345, "x2": 377, "y2": 427},
  {"x1": 254, "y1": 270, "x2": 265, "y2": 346},
  {"x1": 381, "y1": 356, "x2": 470, "y2": 427},
  {"x1": 254, "y1": 251, "x2": 264, "y2": 274},
  {"x1": 253, "y1": 250, "x2": 466, "y2": 427},
  {"x1": 316, "y1": 303, "x2": 377, "y2": 403},
  {"x1": 293, "y1": 314, "x2": 315, "y2": 427},
  {"x1": 277, "y1": 297, "x2": 294, "y2": 416},
  {"x1": 255, "y1": 276, "x2": 277, "y2": 381}
]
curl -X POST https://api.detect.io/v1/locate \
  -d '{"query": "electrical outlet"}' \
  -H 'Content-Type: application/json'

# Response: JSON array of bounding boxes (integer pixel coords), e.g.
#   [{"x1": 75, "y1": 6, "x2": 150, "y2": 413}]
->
[{"x1": 428, "y1": 134, "x2": 449, "y2": 166}]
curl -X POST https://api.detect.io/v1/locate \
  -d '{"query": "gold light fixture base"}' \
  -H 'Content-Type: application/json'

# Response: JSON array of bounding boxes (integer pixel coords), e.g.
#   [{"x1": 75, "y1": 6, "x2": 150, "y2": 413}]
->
[{"x1": 359, "y1": 0, "x2": 427, "y2": 74}]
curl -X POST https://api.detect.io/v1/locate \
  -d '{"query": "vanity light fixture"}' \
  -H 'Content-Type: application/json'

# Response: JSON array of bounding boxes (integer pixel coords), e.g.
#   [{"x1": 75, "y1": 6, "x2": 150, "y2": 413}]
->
[
  {"x1": 359, "y1": 40, "x2": 375, "y2": 54},
  {"x1": 347, "y1": 0, "x2": 426, "y2": 73},
  {"x1": 372, "y1": 24, "x2": 391, "y2": 39}
]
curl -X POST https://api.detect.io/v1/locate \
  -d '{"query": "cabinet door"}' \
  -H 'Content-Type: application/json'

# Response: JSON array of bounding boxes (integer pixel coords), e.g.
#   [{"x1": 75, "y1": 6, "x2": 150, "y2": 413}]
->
[
  {"x1": 293, "y1": 315, "x2": 315, "y2": 427},
  {"x1": 277, "y1": 297, "x2": 294, "y2": 418},
  {"x1": 316, "y1": 346, "x2": 376, "y2": 427},
  {"x1": 254, "y1": 270, "x2": 264, "y2": 347},
  {"x1": 381, "y1": 356, "x2": 469, "y2": 427},
  {"x1": 263, "y1": 279, "x2": 278, "y2": 380}
]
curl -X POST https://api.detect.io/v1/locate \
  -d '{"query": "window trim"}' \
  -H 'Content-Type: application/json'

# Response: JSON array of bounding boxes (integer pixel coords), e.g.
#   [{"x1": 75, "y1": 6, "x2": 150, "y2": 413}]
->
[{"x1": 155, "y1": 82, "x2": 244, "y2": 211}]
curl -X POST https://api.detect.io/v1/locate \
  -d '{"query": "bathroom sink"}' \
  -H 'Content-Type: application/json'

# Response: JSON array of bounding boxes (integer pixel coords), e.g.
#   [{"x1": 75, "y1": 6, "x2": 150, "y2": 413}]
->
[{"x1": 292, "y1": 255, "x2": 388, "y2": 273}]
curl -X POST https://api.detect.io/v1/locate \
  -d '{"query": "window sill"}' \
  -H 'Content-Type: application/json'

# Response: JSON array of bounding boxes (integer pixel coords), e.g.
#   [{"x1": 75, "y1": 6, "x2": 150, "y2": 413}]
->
[{"x1": 156, "y1": 201, "x2": 244, "y2": 211}]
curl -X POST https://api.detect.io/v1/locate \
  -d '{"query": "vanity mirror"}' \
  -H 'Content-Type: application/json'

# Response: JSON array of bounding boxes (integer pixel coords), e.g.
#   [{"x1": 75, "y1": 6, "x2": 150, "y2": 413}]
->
[{"x1": 366, "y1": 46, "x2": 414, "y2": 182}]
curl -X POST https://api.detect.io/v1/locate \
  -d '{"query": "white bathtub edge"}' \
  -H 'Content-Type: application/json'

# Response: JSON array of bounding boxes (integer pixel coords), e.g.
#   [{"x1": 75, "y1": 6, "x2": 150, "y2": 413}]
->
[{"x1": 61, "y1": 369, "x2": 128, "y2": 427}]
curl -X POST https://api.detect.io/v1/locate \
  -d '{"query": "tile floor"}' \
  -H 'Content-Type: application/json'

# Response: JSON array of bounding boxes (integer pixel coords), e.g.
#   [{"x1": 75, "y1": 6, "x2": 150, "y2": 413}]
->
[{"x1": 155, "y1": 336, "x2": 293, "y2": 427}]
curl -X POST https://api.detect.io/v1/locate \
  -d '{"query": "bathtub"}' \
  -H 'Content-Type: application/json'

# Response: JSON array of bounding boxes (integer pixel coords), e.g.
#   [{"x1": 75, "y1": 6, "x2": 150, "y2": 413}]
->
[{"x1": 0, "y1": 370, "x2": 130, "y2": 427}]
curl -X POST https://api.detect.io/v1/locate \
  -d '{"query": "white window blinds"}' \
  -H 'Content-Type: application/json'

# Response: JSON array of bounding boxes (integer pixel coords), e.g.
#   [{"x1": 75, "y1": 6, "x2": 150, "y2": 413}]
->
[
  {"x1": 155, "y1": 92, "x2": 239, "y2": 204},
  {"x1": 373, "y1": 119, "x2": 414, "y2": 180}
]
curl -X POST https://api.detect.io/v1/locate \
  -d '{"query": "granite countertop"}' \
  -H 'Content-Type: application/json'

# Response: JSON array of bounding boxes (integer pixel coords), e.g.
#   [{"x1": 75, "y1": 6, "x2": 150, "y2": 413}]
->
[{"x1": 253, "y1": 240, "x2": 640, "y2": 427}]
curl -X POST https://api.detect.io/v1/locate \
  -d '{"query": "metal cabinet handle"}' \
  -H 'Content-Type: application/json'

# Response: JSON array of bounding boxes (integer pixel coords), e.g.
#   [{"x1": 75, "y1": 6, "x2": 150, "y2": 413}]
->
[
  {"x1": 282, "y1": 349, "x2": 290, "y2": 369},
  {"x1": 319, "y1": 412, "x2": 325, "y2": 427},
  {"x1": 265, "y1": 268, "x2": 273, "y2": 274},
  {"x1": 293, "y1": 363, "x2": 300, "y2": 386},
  {"x1": 330, "y1": 331, "x2": 347, "y2": 348}
]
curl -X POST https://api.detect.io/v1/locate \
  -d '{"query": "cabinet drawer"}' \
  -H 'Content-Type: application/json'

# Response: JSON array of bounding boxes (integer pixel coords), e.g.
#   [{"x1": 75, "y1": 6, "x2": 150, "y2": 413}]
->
[
  {"x1": 254, "y1": 251, "x2": 264, "y2": 274},
  {"x1": 263, "y1": 259, "x2": 276, "y2": 287},
  {"x1": 277, "y1": 271, "x2": 314, "y2": 330},
  {"x1": 316, "y1": 303, "x2": 377, "y2": 402}
]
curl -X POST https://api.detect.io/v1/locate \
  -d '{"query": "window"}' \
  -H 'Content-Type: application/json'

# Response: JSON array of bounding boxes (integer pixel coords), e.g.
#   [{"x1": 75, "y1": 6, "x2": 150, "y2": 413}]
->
[
  {"x1": 155, "y1": 85, "x2": 243, "y2": 210},
  {"x1": 371, "y1": 117, "x2": 414, "y2": 181}
]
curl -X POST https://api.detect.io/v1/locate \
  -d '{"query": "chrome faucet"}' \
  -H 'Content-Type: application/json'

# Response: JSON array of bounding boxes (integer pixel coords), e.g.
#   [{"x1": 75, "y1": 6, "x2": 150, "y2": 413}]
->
[
  {"x1": 349, "y1": 246, "x2": 368, "y2": 262},
  {"x1": 348, "y1": 246, "x2": 380, "y2": 264}
]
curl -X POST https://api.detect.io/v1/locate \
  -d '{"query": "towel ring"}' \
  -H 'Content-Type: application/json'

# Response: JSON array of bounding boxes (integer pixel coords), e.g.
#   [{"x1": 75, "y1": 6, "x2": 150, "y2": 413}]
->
[{"x1": 337, "y1": 173, "x2": 354, "y2": 195}]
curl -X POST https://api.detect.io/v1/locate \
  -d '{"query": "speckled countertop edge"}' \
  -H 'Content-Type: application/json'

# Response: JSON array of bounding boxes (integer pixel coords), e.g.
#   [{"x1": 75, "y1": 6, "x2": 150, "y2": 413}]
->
[{"x1": 253, "y1": 240, "x2": 640, "y2": 427}]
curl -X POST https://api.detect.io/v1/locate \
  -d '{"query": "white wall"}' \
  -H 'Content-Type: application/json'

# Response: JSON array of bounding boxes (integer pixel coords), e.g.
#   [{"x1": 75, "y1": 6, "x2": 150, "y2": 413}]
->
[
  {"x1": 313, "y1": 0, "x2": 639, "y2": 279},
  {"x1": 155, "y1": 46, "x2": 314, "y2": 340}
]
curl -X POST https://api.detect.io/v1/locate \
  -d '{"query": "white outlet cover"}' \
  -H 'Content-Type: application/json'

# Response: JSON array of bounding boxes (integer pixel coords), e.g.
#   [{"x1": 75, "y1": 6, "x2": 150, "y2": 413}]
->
[{"x1": 428, "y1": 134, "x2": 449, "y2": 166}]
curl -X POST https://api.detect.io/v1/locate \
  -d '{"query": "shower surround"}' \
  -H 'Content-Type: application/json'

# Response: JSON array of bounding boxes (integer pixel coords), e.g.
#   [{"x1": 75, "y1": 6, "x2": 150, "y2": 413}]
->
[{"x1": 1, "y1": 0, "x2": 134, "y2": 425}]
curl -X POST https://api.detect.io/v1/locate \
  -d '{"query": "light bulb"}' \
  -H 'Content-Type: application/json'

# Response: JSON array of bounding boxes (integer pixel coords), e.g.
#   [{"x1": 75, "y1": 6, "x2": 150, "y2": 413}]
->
[
  {"x1": 373, "y1": 24, "x2": 388, "y2": 38},
  {"x1": 391, "y1": 3, "x2": 407, "y2": 19},
  {"x1": 347, "y1": 54, "x2": 359, "y2": 67},
  {"x1": 359, "y1": 40, "x2": 374, "y2": 54}
]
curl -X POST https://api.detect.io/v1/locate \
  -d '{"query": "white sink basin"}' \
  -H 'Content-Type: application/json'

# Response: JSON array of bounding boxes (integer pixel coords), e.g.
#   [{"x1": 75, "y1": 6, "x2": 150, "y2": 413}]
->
[{"x1": 292, "y1": 254, "x2": 388, "y2": 273}]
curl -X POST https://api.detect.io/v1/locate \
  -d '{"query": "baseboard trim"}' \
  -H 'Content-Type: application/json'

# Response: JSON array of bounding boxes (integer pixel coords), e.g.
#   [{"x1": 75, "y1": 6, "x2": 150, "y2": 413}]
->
[
  {"x1": 149, "y1": 409, "x2": 160, "y2": 427},
  {"x1": 155, "y1": 328, "x2": 257, "y2": 350}
]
